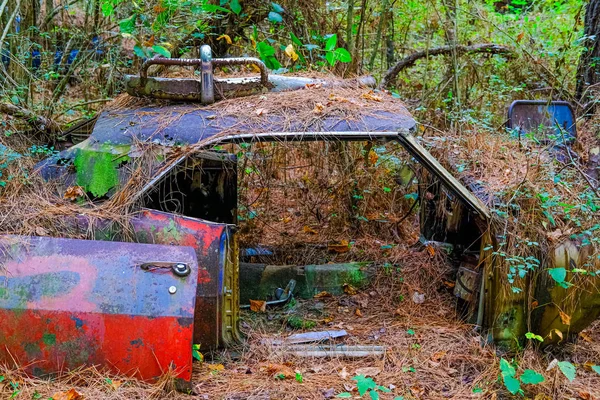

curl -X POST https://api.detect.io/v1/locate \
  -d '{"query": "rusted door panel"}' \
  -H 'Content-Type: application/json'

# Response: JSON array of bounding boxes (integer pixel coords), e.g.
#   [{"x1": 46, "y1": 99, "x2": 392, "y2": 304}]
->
[
  {"x1": 0, "y1": 235, "x2": 198, "y2": 388},
  {"x1": 130, "y1": 209, "x2": 240, "y2": 347}
]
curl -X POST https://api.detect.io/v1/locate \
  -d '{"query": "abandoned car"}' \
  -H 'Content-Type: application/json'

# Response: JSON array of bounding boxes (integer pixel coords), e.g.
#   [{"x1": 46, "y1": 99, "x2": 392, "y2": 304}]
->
[{"x1": 0, "y1": 46, "x2": 598, "y2": 389}]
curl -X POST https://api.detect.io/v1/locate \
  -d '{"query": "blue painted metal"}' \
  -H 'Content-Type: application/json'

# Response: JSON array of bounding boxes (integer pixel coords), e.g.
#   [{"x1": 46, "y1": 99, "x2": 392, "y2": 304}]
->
[{"x1": 507, "y1": 100, "x2": 576, "y2": 143}]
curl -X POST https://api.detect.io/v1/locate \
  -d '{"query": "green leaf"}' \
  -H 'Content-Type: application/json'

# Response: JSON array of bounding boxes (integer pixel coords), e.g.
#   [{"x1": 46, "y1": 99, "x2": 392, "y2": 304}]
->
[
  {"x1": 271, "y1": 2, "x2": 285, "y2": 13},
  {"x1": 268, "y1": 11, "x2": 283, "y2": 23},
  {"x1": 525, "y1": 332, "x2": 544, "y2": 342},
  {"x1": 290, "y1": 32, "x2": 303, "y2": 47},
  {"x1": 119, "y1": 14, "x2": 136, "y2": 34},
  {"x1": 592, "y1": 365, "x2": 600, "y2": 375},
  {"x1": 548, "y1": 268, "x2": 567, "y2": 284},
  {"x1": 325, "y1": 51, "x2": 335, "y2": 66},
  {"x1": 500, "y1": 358, "x2": 516, "y2": 378},
  {"x1": 334, "y1": 47, "x2": 352, "y2": 62},
  {"x1": 133, "y1": 45, "x2": 147, "y2": 59},
  {"x1": 257, "y1": 41, "x2": 276, "y2": 58},
  {"x1": 325, "y1": 34, "x2": 337, "y2": 51},
  {"x1": 202, "y1": 4, "x2": 231, "y2": 13},
  {"x1": 353, "y1": 375, "x2": 377, "y2": 396},
  {"x1": 520, "y1": 369, "x2": 545, "y2": 384},
  {"x1": 336, "y1": 394, "x2": 352, "y2": 398},
  {"x1": 558, "y1": 361, "x2": 576, "y2": 382},
  {"x1": 370, "y1": 390, "x2": 379, "y2": 400},
  {"x1": 230, "y1": 0, "x2": 242, "y2": 15},
  {"x1": 101, "y1": 1, "x2": 115, "y2": 17},
  {"x1": 503, "y1": 375, "x2": 521, "y2": 395},
  {"x1": 152, "y1": 45, "x2": 171, "y2": 58}
]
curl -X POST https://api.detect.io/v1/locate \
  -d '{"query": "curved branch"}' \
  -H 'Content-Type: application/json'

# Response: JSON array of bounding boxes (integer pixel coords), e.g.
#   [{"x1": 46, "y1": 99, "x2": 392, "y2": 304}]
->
[
  {"x1": 379, "y1": 43, "x2": 514, "y2": 89},
  {"x1": 0, "y1": 103, "x2": 61, "y2": 133}
]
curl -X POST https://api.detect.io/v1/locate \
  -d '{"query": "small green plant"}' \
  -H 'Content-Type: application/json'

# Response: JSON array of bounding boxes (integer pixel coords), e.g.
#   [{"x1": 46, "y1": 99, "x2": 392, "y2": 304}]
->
[
  {"x1": 499, "y1": 358, "x2": 545, "y2": 395},
  {"x1": 287, "y1": 316, "x2": 316, "y2": 329},
  {"x1": 525, "y1": 332, "x2": 543, "y2": 342},
  {"x1": 192, "y1": 344, "x2": 203, "y2": 361},
  {"x1": 337, "y1": 375, "x2": 391, "y2": 400},
  {"x1": 295, "y1": 371, "x2": 303, "y2": 383}
]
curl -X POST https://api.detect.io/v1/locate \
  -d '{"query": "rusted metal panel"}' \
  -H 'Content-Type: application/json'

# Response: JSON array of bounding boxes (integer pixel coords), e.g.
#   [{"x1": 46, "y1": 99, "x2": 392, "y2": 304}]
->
[
  {"x1": 0, "y1": 235, "x2": 198, "y2": 389},
  {"x1": 129, "y1": 209, "x2": 241, "y2": 348}
]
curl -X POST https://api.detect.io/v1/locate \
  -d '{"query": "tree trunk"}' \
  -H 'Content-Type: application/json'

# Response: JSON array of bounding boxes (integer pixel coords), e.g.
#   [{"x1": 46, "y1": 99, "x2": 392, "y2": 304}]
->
[{"x1": 576, "y1": 0, "x2": 600, "y2": 103}]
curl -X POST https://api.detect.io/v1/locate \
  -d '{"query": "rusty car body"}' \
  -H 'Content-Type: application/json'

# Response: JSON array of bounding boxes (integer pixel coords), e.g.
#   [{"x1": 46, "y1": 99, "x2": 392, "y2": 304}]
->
[{"x1": 1, "y1": 46, "x2": 598, "y2": 388}]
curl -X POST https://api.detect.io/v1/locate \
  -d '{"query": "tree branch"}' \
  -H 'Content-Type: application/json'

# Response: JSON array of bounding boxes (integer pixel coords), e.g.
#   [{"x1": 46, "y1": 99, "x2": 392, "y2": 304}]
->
[
  {"x1": 0, "y1": 103, "x2": 61, "y2": 133},
  {"x1": 379, "y1": 43, "x2": 514, "y2": 89}
]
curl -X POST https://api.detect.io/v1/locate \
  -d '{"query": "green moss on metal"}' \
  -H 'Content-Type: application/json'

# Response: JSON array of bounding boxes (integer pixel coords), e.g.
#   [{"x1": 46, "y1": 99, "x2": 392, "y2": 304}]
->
[{"x1": 73, "y1": 145, "x2": 130, "y2": 197}]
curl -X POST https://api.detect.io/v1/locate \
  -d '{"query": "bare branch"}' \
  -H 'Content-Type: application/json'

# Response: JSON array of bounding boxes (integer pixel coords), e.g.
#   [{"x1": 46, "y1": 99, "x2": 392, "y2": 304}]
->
[
  {"x1": 379, "y1": 43, "x2": 514, "y2": 90},
  {"x1": 0, "y1": 103, "x2": 61, "y2": 133}
]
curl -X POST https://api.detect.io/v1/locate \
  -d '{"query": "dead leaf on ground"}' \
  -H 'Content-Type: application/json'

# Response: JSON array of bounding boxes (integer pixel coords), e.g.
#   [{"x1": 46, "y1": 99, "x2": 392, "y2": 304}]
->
[
  {"x1": 108, "y1": 380, "x2": 122, "y2": 390},
  {"x1": 64, "y1": 186, "x2": 85, "y2": 201},
  {"x1": 51, "y1": 389, "x2": 83, "y2": 400},
  {"x1": 303, "y1": 225, "x2": 318, "y2": 234},
  {"x1": 361, "y1": 91, "x2": 383, "y2": 102},
  {"x1": 579, "y1": 331, "x2": 594, "y2": 343},
  {"x1": 355, "y1": 308, "x2": 363, "y2": 317},
  {"x1": 368, "y1": 150, "x2": 379, "y2": 165},
  {"x1": 578, "y1": 392, "x2": 595, "y2": 400},
  {"x1": 431, "y1": 351, "x2": 447, "y2": 362},
  {"x1": 322, "y1": 316, "x2": 334, "y2": 323},
  {"x1": 254, "y1": 108, "x2": 268, "y2": 116},
  {"x1": 35, "y1": 227, "x2": 48, "y2": 236},
  {"x1": 584, "y1": 361, "x2": 597, "y2": 372},
  {"x1": 355, "y1": 367, "x2": 381, "y2": 377},
  {"x1": 559, "y1": 310, "x2": 571, "y2": 326},
  {"x1": 534, "y1": 394, "x2": 553, "y2": 400},
  {"x1": 207, "y1": 363, "x2": 225, "y2": 371},
  {"x1": 263, "y1": 363, "x2": 294, "y2": 378},
  {"x1": 328, "y1": 240, "x2": 350, "y2": 253},
  {"x1": 249, "y1": 299, "x2": 266, "y2": 313},
  {"x1": 426, "y1": 244, "x2": 436, "y2": 257},
  {"x1": 313, "y1": 102, "x2": 325, "y2": 114},
  {"x1": 338, "y1": 367, "x2": 349, "y2": 379},
  {"x1": 443, "y1": 280, "x2": 455, "y2": 289},
  {"x1": 314, "y1": 291, "x2": 332, "y2": 298},
  {"x1": 343, "y1": 283, "x2": 358, "y2": 295}
]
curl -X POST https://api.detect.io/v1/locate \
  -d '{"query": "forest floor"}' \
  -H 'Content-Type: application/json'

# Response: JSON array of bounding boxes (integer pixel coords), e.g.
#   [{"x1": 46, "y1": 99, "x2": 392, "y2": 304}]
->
[{"x1": 1, "y1": 249, "x2": 599, "y2": 400}]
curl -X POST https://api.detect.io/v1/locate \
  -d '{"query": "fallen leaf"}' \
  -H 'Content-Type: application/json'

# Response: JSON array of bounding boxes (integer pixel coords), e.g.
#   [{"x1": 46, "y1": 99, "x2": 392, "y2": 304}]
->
[
  {"x1": 328, "y1": 240, "x2": 350, "y2": 253},
  {"x1": 534, "y1": 394, "x2": 553, "y2": 400},
  {"x1": 249, "y1": 299, "x2": 266, "y2": 313},
  {"x1": 51, "y1": 389, "x2": 83, "y2": 400},
  {"x1": 109, "y1": 380, "x2": 122, "y2": 390},
  {"x1": 426, "y1": 244, "x2": 436, "y2": 257},
  {"x1": 314, "y1": 291, "x2": 332, "y2": 298},
  {"x1": 355, "y1": 308, "x2": 362, "y2": 317},
  {"x1": 35, "y1": 227, "x2": 48, "y2": 236},
  {"x1": 284, "y1": 44, "x2": 299, "y2": 61},
  {"x1": 559, "y1": 311, "x2": 571, "y2": 326},
  {"x1": 343, "y1": 283, "x2": 358, "y2": 295},
  {"x1": 264, "y1": 363, "x2": 294, "y2": 378},
  {"x1": 578, "y1": 391, "x2": 594, "y2": 400},
  {"x1": 313, "y1": 102, "x2": 325, "y2": 114},
  {"x1": 207, "y1": 364, "x2": 224, "y2": 371},
  {"x1": 516, "y1": 32, "x2": 525, "y2": 43},
  {"x1": 64, "y1": 186, "x2": 85, "y2": 201},
  {"x1": 368, "y1": 150, "x2": 379, "y2": 165},
  {"x1": 216, "y1": 34, "x2": 232, "y2": 44},
  {"x1": 579, "y1": 331, "x2": 594, "y2": 343},
  {"x1": 303, "y1": 225, "x2": 318, "y2": 234},
  {"x1": 322, "y1": 316, "x2": 334, "y2": 323},
  {"x1": 443, "y1": 280, "x2": 455, "y2": 289},
  {"x1": 361, "y1": 91, "x2": 383, "y2": 102},
  {"x1": 412, "y1": 291, "x2": 425, "y2": 304},
  {"x1": 322, "y1": 388, "x2": 335, "y2": 399},
  {"x1": 355, "y1": 367, "x2": 381, "y2": 377},
  {"x1": 338, "y1": 367, "x2": 349, "y2": 379},
  {"x1": 282, "y1": 216, "x2": 292, "y2": 223},
  {"x1": 431, "y1": 351, "x2": 447, "y2": 362},
  {"x1": 306, "y1": 83, "x2": 322, "y2": 89},
  {"x1": 254, "y1": 108, "x2": 268, "y2": 116},
  {"x1": 549, "y1": 328, "x2": 564, "y2": 341}
]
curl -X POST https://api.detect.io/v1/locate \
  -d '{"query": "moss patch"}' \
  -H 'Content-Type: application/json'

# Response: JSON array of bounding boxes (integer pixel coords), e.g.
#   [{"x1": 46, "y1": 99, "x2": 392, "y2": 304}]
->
[{"x1": 73, "y1": 147, "x2": 129, "y2": 197}]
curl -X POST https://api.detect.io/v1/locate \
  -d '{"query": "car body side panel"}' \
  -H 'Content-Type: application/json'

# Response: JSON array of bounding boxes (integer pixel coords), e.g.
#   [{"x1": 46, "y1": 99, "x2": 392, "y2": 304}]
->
[{"x1": 0, "y1": 235, "x2": 198, "y2": 388}]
